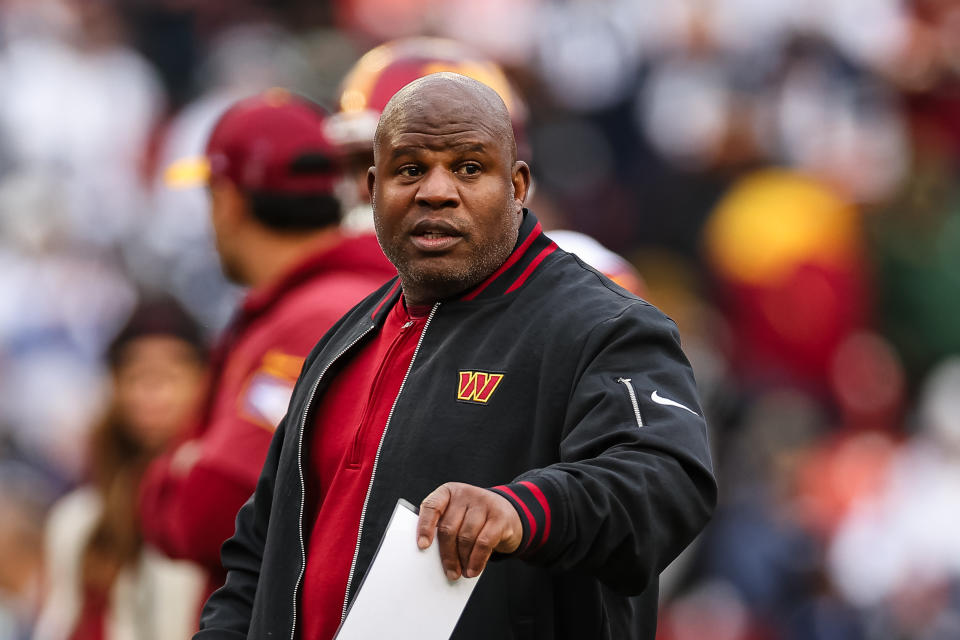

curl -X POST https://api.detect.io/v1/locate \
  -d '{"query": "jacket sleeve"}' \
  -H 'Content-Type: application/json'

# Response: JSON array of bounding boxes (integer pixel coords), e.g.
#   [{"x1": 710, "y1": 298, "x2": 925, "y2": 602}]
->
[
  {"x1": 191, "y1": 411, "x2": 287, "y2": 639},
  {"x1": 139, "y1": 433, "x2": 273, "y2": 575},
  {"x1": 490, "y1": 303, "x2": 717, "y2": 596},
  {"x1": 138, "y1": 327, "x2": 317, "y2": 572}
]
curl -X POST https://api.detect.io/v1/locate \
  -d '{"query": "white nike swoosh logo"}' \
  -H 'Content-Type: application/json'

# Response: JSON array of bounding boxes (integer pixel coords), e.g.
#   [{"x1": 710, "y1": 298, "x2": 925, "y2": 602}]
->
[{"x1": 650, "y1": 390, "x2": 699, "y2": 416}]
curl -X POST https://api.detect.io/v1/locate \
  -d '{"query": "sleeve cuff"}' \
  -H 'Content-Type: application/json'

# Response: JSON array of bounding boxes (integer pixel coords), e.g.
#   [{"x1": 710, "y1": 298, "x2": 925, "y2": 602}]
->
[{"x1": 489, "y1": 480, "x2": 552, "y2": 556}]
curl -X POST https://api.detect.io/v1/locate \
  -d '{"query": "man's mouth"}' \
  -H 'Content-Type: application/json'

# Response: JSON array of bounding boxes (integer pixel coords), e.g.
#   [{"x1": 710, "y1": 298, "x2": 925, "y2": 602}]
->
[{"x1": 409, "y1": 221, "x2": 463, "y2": 252}]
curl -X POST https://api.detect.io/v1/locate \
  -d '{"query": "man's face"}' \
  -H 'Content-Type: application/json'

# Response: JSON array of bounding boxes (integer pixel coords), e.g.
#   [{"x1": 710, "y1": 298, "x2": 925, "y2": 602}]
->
[
  {"x1": 369, "y1": 102, "x2": 529, "y2": 305},
  {"x1": 208, "y1": 180, "x2": 245, "y2": 284}
]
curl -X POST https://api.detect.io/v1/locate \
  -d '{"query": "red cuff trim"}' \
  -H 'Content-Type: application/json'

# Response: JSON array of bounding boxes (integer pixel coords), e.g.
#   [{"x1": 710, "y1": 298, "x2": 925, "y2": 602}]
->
[
  {"x1": 492, "y1": 485, "x2": 537, "y2": 553},
  {"x1": 519, "y1": 480, "x2": 551, "y2": 549}
]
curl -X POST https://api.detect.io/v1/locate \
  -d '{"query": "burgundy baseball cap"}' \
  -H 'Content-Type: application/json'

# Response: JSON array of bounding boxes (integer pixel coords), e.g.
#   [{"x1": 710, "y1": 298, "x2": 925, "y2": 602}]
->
[{"x1": 165, "y1": 88, "x2": 340, "y2": 194}]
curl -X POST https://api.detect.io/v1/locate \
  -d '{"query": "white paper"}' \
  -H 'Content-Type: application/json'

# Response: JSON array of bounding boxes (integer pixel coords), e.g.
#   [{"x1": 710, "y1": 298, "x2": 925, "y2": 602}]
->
[{"x1": 334, "y1": 499, "x2": 481, "y2": 640}]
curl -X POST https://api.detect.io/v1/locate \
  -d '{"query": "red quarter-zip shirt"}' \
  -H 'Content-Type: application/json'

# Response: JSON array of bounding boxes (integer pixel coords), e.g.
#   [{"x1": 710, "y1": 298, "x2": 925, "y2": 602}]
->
[{"x1": 301, "y1": 296, "x2": 429, "y2": 640}]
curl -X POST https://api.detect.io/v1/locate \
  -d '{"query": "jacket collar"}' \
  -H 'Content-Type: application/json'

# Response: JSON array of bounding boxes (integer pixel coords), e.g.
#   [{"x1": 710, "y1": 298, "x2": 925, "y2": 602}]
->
[
  {"x1": 459, "y1": 209, "x2": 557, "y2": 302},
  {"x1": 368, "y1": 209, "x2": 558, "y2": 323}
]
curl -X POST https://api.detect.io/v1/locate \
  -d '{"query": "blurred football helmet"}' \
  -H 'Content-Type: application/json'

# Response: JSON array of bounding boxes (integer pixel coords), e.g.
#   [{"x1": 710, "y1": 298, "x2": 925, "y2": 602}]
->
[
  {"x1": 325, "y1": 36, "x2": 529, "y2": 159},
  {"x1": 326, "y1": 37, "x2": 530, "y2": 231}
]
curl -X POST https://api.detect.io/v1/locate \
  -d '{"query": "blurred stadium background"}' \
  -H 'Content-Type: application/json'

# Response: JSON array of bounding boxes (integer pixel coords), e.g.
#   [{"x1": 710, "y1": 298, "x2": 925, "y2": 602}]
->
[{"x1": 1, "y1": 0, "x2": 960, "y2": 638}]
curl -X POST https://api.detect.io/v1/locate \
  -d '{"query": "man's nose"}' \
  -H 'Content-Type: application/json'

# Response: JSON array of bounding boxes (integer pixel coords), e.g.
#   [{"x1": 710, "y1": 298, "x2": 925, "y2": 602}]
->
[{"x1": 415, "y1": 167, "x2": 460, "y2": 209}]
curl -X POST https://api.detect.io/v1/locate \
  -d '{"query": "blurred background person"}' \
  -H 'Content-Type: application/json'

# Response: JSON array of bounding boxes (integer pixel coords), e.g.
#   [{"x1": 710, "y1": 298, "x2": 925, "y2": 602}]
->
[
  {"x1": 0, "y1": 465, "x2": 48, "y2": 640},
  {"x1": 137, "y1": 90, "x2": 395, "y2": 605},
  {"x1": 32, "y1": 297, "x2": 208, "y2": 640},
  {"x1": 828, "y1": 358, "x2": 960, "y2": 640}
]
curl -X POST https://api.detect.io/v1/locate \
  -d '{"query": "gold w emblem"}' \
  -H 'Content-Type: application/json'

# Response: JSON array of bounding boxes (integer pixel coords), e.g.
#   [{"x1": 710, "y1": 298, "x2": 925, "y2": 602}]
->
[{"x1": 457, "y1": 371, "x2": 504, "y2": 404}]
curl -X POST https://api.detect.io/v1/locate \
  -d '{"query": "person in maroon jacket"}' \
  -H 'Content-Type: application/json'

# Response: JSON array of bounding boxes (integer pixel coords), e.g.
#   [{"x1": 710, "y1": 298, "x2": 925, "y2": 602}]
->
[{"x1": 137, "y1": 89, "x2": 396, "y2": 602}]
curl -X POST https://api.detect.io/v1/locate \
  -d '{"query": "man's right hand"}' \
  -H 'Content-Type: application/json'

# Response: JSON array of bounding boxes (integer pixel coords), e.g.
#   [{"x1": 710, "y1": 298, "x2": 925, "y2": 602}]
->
[{"x1": 416, "y1": 482, "x2": 523, "y2": 581}]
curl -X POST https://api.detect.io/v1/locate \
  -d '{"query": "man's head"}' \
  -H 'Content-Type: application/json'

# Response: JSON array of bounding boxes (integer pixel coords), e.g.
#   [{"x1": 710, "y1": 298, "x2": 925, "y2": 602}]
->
[
  {"x1": 326, "y1": 37, "x2": 530, "y2": 231},
  {"x1": 168, "y1": 89, "x2": 343, "y2": 284},
  {"x1": 368, "y1": 73, "x2": 531, "y2": 306}
]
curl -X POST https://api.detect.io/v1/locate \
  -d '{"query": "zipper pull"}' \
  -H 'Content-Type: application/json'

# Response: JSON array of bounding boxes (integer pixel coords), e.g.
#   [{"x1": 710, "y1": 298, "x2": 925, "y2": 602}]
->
[
  {"x1": 402, "y1": 320, "x2": 415, "y2": 330},
  {"x1": 617, "y1": 377, "x2": 644, "y2": 429}
]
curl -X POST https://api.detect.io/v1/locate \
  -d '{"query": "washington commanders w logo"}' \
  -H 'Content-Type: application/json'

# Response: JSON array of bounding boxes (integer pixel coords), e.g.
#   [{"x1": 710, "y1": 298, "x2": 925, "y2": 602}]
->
[{"x1": 457, "y1": 371, "x2": 504, "y2": 404}]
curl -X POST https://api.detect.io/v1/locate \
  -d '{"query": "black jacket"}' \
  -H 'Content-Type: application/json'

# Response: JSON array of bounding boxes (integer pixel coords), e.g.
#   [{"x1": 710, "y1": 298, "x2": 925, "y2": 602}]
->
[{"x1": 195, "y1": 212, "x2": 716, "y2": 640}]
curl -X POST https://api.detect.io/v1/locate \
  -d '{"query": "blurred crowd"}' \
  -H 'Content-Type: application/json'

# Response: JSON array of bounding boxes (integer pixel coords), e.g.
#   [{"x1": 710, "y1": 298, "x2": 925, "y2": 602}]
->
[{"x1": 0, "y1": 0, "x2": 959, "y2": 638}]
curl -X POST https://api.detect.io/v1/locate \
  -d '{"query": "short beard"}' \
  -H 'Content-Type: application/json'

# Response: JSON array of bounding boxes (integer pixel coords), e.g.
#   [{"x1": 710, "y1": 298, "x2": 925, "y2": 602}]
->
[
  {"x1": 394, "y1": 238, "x2": 514, "y2": 301},
  {"x1": 377, "y1": 208, "x2": 519, "y2": 304}
]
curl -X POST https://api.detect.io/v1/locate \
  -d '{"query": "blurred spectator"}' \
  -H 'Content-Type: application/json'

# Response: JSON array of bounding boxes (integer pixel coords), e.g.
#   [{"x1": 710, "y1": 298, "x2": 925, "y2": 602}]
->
[
  {"x1": 770, "y1": 42, "x2": 909, "y2": 204},
  {"x1": 0, "y1": 0, "x2": 165, "y2": 249},
  {"x1": 0, "y1": 0, "x2": 157, "y2": 482},
  {"x1": 137, "y1": 91, "x2": 395, "y2": 605},
  {"x1": 866, "y1": 142, "x2": 960, "y2": 382},
  {"x1": 0, "y1": 172, "x2": 137, "y2": 481},
  {"x1": 695, "y1": 390, "x2": 827, "y2": 628},
  {"x1": 829, "y1": 357, "x2": 960, "y2": 639},
  {"x1": 702, "y1": 168, "x2": 870, "y2": 392},
  {"x1": 656, "y1": 579, "x2": 775, "y2": 640},
  {"x1": 0, "y1": 456, "x2": 52, "y2": 640},
  {"x1": 32, "y1": 297, "x2": 208, "y2": 640},
  {"x1": 133, "y1": 22, "x2": 319, "y2": 331}
]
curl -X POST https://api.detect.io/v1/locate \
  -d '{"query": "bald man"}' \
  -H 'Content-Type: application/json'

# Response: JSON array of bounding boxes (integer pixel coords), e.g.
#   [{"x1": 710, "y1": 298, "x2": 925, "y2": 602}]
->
[{"x1": 196, "y1": 73, "x2": 715, "y2": 640}]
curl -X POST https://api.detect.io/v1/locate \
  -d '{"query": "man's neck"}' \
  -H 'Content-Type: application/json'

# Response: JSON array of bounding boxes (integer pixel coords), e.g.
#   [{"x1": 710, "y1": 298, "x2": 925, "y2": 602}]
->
[
  {"x1": 402, "y1": 295, "x2": 434, "y2": 319},
  {"x1": 243, "y1": 226, "x2": 343, "y2": 289}
]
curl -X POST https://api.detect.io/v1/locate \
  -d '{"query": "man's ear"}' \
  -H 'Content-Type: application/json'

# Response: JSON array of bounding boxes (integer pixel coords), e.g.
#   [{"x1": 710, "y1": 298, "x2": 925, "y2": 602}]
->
[
  {"x1": 510, "y1": 160, "x2": 530, "y2": 211},
  {"x1": 511, "y1": 161, "x2": 532, "y2": 208},
  {"x1": 366, "y1": 166, "x2": 376, "y2": 207}
]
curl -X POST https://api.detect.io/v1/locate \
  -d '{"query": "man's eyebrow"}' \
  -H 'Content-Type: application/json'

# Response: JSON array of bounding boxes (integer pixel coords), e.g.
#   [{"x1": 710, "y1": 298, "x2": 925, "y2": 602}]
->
[
  {"x1": 389, "y1": 142, "x2": 488, "y2": 160},
  {"x1": 450, "y1": 142, "x2": 487, "y2": 154},
  {"x1": 390, "y1": 146, "x2": 422, "y2": 160}
]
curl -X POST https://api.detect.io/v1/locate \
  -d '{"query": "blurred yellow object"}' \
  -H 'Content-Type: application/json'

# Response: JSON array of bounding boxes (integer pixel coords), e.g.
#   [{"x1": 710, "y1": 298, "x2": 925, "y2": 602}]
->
[
  {"x1": 704, "y1": 169, "x2": 860, "y2": 286},
  {"x1": 326, "y1": 37, "x2": 526, "y2": 154},
  {"x1": 164, "y1": 155, "x2": 211, "y2": 188},
  {"x1": 338, "y1": 37, "x2": 518, "y2": 115}
]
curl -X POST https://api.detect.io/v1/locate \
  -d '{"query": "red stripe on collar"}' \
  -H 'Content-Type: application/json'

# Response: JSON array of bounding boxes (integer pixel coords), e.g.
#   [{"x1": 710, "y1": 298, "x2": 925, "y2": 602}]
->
[
  {"x1": 370, "y1": 280, "x2": 402, "y2": 320},
  {"x1": 460, "y1": 221, "x2": 544, "y2": 302},
  {"x1": 504, "y1": 242, "x2": 558, "y2": 294}
]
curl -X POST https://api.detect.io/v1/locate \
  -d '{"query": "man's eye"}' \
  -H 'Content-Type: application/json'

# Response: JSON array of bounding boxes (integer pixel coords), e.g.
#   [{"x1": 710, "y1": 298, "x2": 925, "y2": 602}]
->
[
  {"x1": 456, "y1": 163, "x2": 481, "y2": 176},
  {"x1": 398, "y1": 165, "x2": 422, "y2": 177}
]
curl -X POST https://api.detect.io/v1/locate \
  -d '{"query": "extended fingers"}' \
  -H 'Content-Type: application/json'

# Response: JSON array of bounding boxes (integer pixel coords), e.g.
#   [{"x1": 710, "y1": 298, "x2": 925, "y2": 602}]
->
[
  {"x1": 417, "y1": 483, "x2": 523, "y2": 581},
  {"x1": 436, "y1": 501, "x2": 467, "y2": 580},
  {"x1": 465, "y1": 517, "x2": 504, "y2": 578},
  {"x1": 417, "y1": 485, "x2": 451, "y2": 549},
  {"x1": 455, "y1": 504, "x2": 488, "y2": 577}
]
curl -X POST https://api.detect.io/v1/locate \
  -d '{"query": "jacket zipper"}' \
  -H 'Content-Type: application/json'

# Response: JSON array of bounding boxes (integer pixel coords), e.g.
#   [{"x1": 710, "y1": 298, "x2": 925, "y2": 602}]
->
[
  {"x1": 290, "y1": 324, "x2": 375, "y2": 640},
  {"x1": 617, "y1": 377, "x2": 644, "y2": 429},
  {"x1": 346, "y1": 319, "x2": 418, "y2": 467},
  {"x1": 340, "y1": 302, "x2": 439, "y2": 624}
]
